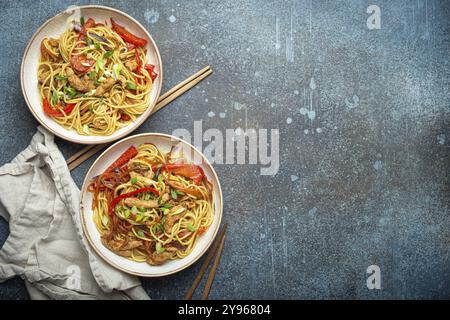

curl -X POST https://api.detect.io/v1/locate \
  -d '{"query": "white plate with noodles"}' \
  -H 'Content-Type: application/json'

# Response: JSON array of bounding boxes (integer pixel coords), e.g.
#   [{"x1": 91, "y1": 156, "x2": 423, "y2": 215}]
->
[
  {"x1": 80, "y1": 133, "x2": 223, "y2": 276},
  {"x1": 21, "y1": 5, "x2": 163, "y2": 144}
]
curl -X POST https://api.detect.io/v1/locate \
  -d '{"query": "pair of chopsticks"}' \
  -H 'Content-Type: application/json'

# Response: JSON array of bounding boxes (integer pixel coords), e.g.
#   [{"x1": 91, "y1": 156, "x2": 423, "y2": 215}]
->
[
  {"x1": 66, "y1": 66, "x2": 213, "y2": 171},
  {"x1": 184, "y1": 223, "x2": 228, "y2": 300}
]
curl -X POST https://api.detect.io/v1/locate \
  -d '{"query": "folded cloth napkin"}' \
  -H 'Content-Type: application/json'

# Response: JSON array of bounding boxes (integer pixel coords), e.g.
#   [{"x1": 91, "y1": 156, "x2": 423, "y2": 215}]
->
[{"x1": 0, "y1": 127, "x2": 150, "y2": 300}]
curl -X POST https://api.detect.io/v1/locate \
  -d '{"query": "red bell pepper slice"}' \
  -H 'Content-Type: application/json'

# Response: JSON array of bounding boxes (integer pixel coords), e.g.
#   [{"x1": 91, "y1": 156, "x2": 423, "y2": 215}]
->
[
  {"x1": 79, "y1": 18, "x2": 96, "y2": 40},
  {"x1": 109, "y1": 187, "x2": 159, "y2": 217},
  {"x1": 104, "y1": 146, "x2": 138, "y2": 173},
  {"x1": 120, "y1": 113, "x2": 131, "y2": 121},
  {"x1": 135, "y1": 49, "x2": 143, "y2": 67},
  {"x1": 135, "y1": 49, "x2": 157, "y2": 83},
  {"x1": 126, "y1": 43, "x2": 136, "y2": 51},
  {"x1": 197, "y1": 227, "x2": 207, "y2": 236},
  {"x1": 134, "y1": 49, "x2": 143, "y2": 85},
  {"x1": 43, "y1": 98, "x2": 76, "y2": 117},
  {"x1": 144, "y1": 64, "x2": 158, "y2": 81},
  {"x1": 111, "y1": 18, "x2": 147, "y2": 47}
]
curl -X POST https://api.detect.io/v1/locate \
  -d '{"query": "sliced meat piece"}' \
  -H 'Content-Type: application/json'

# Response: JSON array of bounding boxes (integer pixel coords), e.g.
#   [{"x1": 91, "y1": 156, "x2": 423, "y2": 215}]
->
[
  {"x1": 94, "y1": 77, "x2": 116, "y2": 97},
  {"x1": 125, "y1": 60, "x2": 138, "y2": 72},
  {"x1": 38, "y1": 72, "x2": 49, "y2": 84},
  {"x1": 118, "y1": 75, "x2": 127, "y2": 88},
  {"x1": 121, "y1": 240, "x2": 142, "y2": 250},
  {"x1": 164, "y1": 208, "x2": 185, "y2": 234},
  {"x1": 124, "y1": 197, "x2": 158, "y2": 209},
  {"x1": 147, "y1": 251, "x2": 172, "y2": 265},
  {"x1": 160, "y1": 193, "x2": 170, "y2": 204},
  {"x1": 185, "y1": 201, "x2": 196, "y2": 209},
  {"x1": 66, "y1": 67, "x2": 95, "y2": 92},
  {"x1": 70, "y1": 54, "x2": 95, "y2": 73},
  {"x1": 101, "y1": 237, "x2": 141, "y2": 257},
  {"x1": 116, "y1": 250, "x2": 132, "y2": 257},
  {"x1": 48, "y1": 38, "x2": 60, "y2": 47}
]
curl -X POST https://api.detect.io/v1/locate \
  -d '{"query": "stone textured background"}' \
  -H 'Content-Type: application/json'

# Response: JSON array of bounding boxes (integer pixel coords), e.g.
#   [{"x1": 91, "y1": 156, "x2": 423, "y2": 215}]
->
[{"x1": 0, "y1": 0, "x2": 449, "y2": 299}]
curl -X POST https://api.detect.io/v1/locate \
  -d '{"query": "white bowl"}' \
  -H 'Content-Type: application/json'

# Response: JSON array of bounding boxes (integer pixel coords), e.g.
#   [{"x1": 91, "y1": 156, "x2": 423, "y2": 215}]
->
[
  {"x1": 21, "y1": 5, "x2": 163, "y2": 144},
  {"x1": 80, "y1": 133, "x2": 223, "y2": 277}
]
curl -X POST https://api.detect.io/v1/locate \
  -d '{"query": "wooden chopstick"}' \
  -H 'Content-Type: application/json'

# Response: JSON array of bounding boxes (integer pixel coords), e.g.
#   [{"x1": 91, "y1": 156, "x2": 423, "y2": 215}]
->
[
  {"x1": 200, "y1": 233, "x2": 226, "y2": 300},
  {"x1": 153, "y1": 69, "x2": 212, "y2": 114},
  {"x1": 158, "y1": 66, "x2": 211, "y2": 102},
  {"x1": 67, "y1": 144, "x2": 104, "y2": 171},
  {"x1": 184, "y1": 223, "x2": 228, "y2": 300},
  {"x1": 66, "y1": 66, "x2": 212, "y2": 171}
]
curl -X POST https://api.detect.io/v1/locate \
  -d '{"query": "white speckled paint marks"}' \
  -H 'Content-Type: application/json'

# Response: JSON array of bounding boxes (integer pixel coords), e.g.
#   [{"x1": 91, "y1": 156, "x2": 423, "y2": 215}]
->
[
  {"x1": 308, "y1": 207, "x2": 317, "y2": 217},
  {"x1": 290, "y1": 174, "x2": 298, "y2": 182},
  {"x1": 436, "y1": 134, "x2": 445, "y2": 145},
  {"x1": 373, "y1": 160, "x2": 382, "y2": 170},
  {"x1": 286, "y1": 8, "x2": 294, "y2": 63},
  {"x1": 345, "y1": 94, "x2": 360, "y2": 109},
  {"x1": 233, "y1": 101, "x2": 245, "y2": 111},
  {"x1": 168, "y1": 15, "x2": 176, "y2": 23},
  {"x1": 275, "y1": 17, "x2": 281, "y2": 52},
  {"x1": 282, "y1": 215, "x2": 288, "y2": 269},
  {"x1": 295, "y1": 77, "x2": 321, "y2": 135},
  {"x1": 144, "y1": 9, "x2": 159, "y2": 24}
]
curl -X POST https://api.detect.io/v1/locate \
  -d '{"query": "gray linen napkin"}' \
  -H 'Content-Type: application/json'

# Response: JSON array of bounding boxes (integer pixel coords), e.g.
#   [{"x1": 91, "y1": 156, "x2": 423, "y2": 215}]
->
[{"x1": 0, "y1": 127, "x2": 150, "y2": 300}]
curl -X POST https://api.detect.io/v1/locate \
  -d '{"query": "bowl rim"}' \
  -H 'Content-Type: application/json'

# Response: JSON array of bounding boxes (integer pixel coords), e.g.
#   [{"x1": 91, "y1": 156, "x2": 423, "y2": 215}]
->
[
  {"x1": 20, "y1": 4, "x2": 163, "y2": 145},
  {"x1": 79, "y1": 132, "x2": 224, "y2": 277}
]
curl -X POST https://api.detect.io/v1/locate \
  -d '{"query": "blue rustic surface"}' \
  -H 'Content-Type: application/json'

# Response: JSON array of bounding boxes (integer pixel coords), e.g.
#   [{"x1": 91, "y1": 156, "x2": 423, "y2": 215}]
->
[{"x1": 0, "y1": 0, "x2": 449, "y2": 299}]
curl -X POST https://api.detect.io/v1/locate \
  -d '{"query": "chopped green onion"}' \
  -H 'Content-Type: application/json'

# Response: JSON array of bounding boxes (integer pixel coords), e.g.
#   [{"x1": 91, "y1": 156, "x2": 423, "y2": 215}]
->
[
  {"x1": 80, "y1": 16, "x2": 85, "y2": 27},
  {"x1": 123, "y1": 209, "x2": 131, "y2": 218},
  {"x1": 64, "y1": 86, "x2": 78, "y2": 99},
  {"x1": 187, "y1": 223, "x2": 196, "y2": 232},
  {"x1": 176, "y1": 190, "x2": 185, "y2": 196},
  {"x1": 130, "y1": 177, "x2": 138, "y2": 184},
  {"x1": 137, "y1": 230, "x2": 145, "y2": 237},
  {"x1": 101, "y1": 214, "x2": 109, "y2": 227},
  {"x1": 155, "y1": 242, "x2": 165, "y2": 253},
  {"x1": 55, "y1": 75, "x2": 67, "y2": 81},
  {"x1": 136, "y1": 214, "x2": 143, "y2": 222},
  {"x1": 172, "y1": 207, "x2": 186, "y2": 216},
  {"x1": 171, "y1": 206, "x2": 186, "y2": 215},
  {"x1": 144, "y1": 193, "x2": 152, "y2": 201},
  {"x1": 131, "y1": 206, "x2": 138, "y2": 214},
  {"x1": 87, "y1": 71, "x2": 96, "y2": 80},
  {"x1": 161, "y1": 207, "x2": 168, "y2": 215},
  {"x1": 95, "y1": 57, "x2": 105, "y2": 73},
  {"x1": 94, "y1": 43, "x2": 101, "y2": 50},
  {"x1": 82, "y1": 124, "x2": 90, "y2": 135},
  {"x1": 171, "y1": 190, "x2": 178, "y2": 200},
  {"x1": 112, "y1": 64, "x2": 122, "y2": 80},
  {"x1": 103, "y1": 50, "x2": 114, "y2": 59},
  {"x1": 161, "y1": 216, "x2": 166, "y2": 225},
  {"x1": 88, "y1": 106, "x2": 94, "y2": 112},
  {"x1": 126, "y1": 81, "x2": 137, "y2": 90},
  {"x1": 162, "y1": 203, "x2": 173, "y2": 209},
  {"x1": 51, "y1": 89, "x2": 59, "y2": 106}
]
